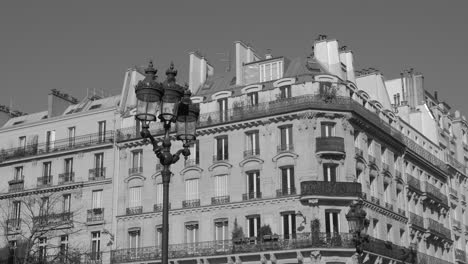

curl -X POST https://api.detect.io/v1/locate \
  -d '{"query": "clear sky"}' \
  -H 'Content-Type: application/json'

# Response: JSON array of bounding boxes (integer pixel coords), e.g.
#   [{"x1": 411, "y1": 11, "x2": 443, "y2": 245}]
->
[{"x1": 0, "y1": 1, "x2": 467, "y2": 116}]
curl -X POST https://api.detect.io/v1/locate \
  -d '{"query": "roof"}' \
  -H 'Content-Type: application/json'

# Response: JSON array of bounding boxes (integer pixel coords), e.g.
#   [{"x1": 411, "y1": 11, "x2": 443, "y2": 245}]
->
[{"x1": 3, "y1": 111, "x2": 49, "y2": 127}]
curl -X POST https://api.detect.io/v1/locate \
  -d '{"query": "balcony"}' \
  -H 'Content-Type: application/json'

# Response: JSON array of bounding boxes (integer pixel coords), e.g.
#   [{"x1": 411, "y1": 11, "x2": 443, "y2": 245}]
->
[
  {"x1": 129, "y1": 167, "x2": 143, "y2": 175},
  {"x1": 58, "y1": 172, "x2": 74, "y2": 185},
  {"x1": 242, "y1": 192, "x2": 262, "y2": 200},
  {"x1": 37, "y1": 175, "x2": 53, "y2": 188},
  {"x1": 363, "y1": 237, "x2": 415, "y2": 263},
  {"x1": 426, "y1": 218, "x2": 451, "y2": 239},
  {"x1": 182, "y1": 199, "x2": 201, "y2": 208},
  {"x1": 418, "y1": 252, "x2": 452, "y2": 264},
  {"x1": 87, "y1": 208, "x2": 104, "y2": 223},
  {"x1": 89, "y1": 168, "x2": 106, "y2": 181},
  {"x1": 424, "y1": 182, "x2": 449, "y2": 206},
  {"x1": 409, "y1": 212, "x2": 424, "y2": 229},
  {"x1": 355, "y1": 147, "x2": 363, "y2": 158},
  {"x1": 0, "y1": 131, "x2": 114, "y2": 164},
  {"x1": 315, "y1": 137, "x2": 345, "y2": 155},
  {"x1": 6, "y1": 218, "x2": 21, "y2": 232},
  {"x1": 406, "y1": 174, "x2": 421, "y2": 190},
  {"x1": 243, "y1": 149, "x2": 260, "y2": 159},
  {"x1": 384, "y1": 202, "x2": 393, "y2": 211},
  {"x1": 301, "y1": 181, "x2": 362, "y2": 200},
  {"x1": 455, "y1": 249, "x2": 466, "y2": 263},
  {"x1": 8, "y1": 179, "x2": 24, "y2": 192},
  {"x1": 33, "y1": 212, "x2": 73, "y2": 227},
  {"x1": 126, "y1": 206, "x2": 143, "y2": 215},
  {"x1": 111, "y1": 232, "x2": 355, "y2": 263},
  {"x1": 277, "y1": 144, "x2": 294, "y2": 154},
  {"x1": 84, "y1": 252, "x2": 103, "y2": 264},
  {"x1": 276, "y1": 188, "x2": 297, "y2": 197},
  {"x1": 153, "y1": 203, "x2": 171, "y2": 212},
  {"x1": 211, "y1": 196, "x2": 230, "y2": 205}
]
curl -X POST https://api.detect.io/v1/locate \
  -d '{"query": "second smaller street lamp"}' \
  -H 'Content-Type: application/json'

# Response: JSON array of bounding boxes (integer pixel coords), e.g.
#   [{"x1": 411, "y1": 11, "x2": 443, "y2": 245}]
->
[{"x1": 346, "y1": 200, "x2": 369, "y2": 257}]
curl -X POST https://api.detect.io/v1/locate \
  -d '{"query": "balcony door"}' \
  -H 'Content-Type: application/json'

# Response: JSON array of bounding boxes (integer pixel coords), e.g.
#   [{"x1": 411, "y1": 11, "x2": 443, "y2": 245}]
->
[
  {"x1": 323, "y1": 164, "x2": 337, "y2": 182},
  {"x1": 321, "y1": 122, "x2": 335, "y2": 137},
  {"x1": 281, "y1": 167, "x2": 295, "y2": 195},
  {"x1": 247, "y1": 171, "x2": 260, "y2": 199}
]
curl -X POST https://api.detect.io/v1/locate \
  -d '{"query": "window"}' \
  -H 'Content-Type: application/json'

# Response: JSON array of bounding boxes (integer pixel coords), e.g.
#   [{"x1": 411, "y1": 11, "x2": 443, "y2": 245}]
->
[
  {"x1": 64, "y1": 158, "x2": 73, "y2": 180},
  {"x1": 92, "y1": 190, "x2": 103, "y2": 209},
  {"x1": 60, "y1": 235, "x2": 69, "y2": 259},
  {"x1": 215, "y1": 136, "x2": 228, "y2": 161},
  {"x1": 279, "y1": 125, "x2": 293, "y2": 151},
  {"x1": 386, "y1": 224, "x2": 393, "y2": 242},
  {"x1": 372, "y1": 219, "x2": 379, "y2": 238},
  {"x1": 246, "y1": 215, "x2": 261, "y2": 237},
  {"x1": 323, "y1": 164, "x2": 337, "y2": 182},
  {"x1": 68, "y1": 127, "x2": 76, "y2": 146},
  {"x1": 325, "y1": 211, "x2": 340, "y2": 234},
  {"x1": 132, "y1": 150, "x2": 143, "y2": 169},
  {"x1": 39, "y1": 237, "x2": 47, "y2": 260},
  {"x1": 246, "y1": 171, "x2": 261, "y2": 199},
  {"x1": 280, "y1": 167, "x2": 295, "y2": 195},
  {"x1": 214, "y1": 219, "x2": 229, "y2": 241},
  {"x1": 187, "y1": 140, "x2": 200, "y2": 165},
  {"x1": 18, "y1": 136, "x2": 26, "y2": 149},
  {"x1": 185, "y1": 179, "x2": 199, "y2": 201},
  {"x1": 246, "y1": 131, "x2": 260, "y2": 155},
  {"x1": 185, "y1": 222, "x2": 199, "y2": 244},
  {"x1": 14, "y1": 166, "x2": 23, "y2": 181},
  {"x1": 383, "y1": 183, "x2": 390, "y2": 203},
  {"x1": 129, "y1": 229, "x2": 141, "y2": 249},
  {"x1": 279, "y1": 85, "x2": 291, "y2": 99},
  {"x1": 463, "y1": 130, "x2": 467, "y2": 144},
  {"x1": 281, "y1": 212, "x2": 296, "y2": 239},
  {"x1": 218, "y1": 98, "x2": 228, "y2": 122},
  {"x1": 248, "y1": 92, "x2": 258, "y2": 106},
  {"x1": 63, "y1": 194, "x2": 71, "y2": 213},
  {"x1": 129, "y1": 186, "x2": 142, "y2": 208},
  {"x1": 94, "y1": 153, "x2": 104, "y2": 178},
  {"x1": 321, "y1": 122, "x2": 335, "y2": 137},
  {"x1": 155, "y1": 226, "x2": 162, "y2": 247},
  {"x1": 43, "y1": 162, "x2": 52, "y2": 177},
  {"x1": 98, "y1": 121, "x2": 106, "y2": 142},
  {"x1": 12, "y1": 201, "x2": 21, "y2": 221},
  {"x1": 156, "y1": 183, "x2": 163, "y2": 205},
  {"x1": 260, "y1": 61, "x2": 283, "y2": 82},
  {"x1": 46, "y1": 130, "x2": 55, "y2": 151},
  {"x1": 40, "y1": 197, "x2": 49, "y2": 216},
  {"x1": 214, "y1": 175, "x2": 228, "y2": 197},
  {"x1": 91, "y1": 231, "x2": 101, "y2": 260}
]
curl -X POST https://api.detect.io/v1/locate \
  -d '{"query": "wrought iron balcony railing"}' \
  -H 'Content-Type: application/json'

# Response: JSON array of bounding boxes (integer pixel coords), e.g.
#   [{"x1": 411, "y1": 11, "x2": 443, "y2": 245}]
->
[
  {"x1": 211, "y1": 195, "x2": 230, "y2": 205},
  {"x1": 154, "y1": 203, "x2": 171, "y2": 212},
  {"x1": 58, "y1": 172, "x2": 74, "y2": 184},
  {"x1": 277, "y1": 144, "x2": 294, "y2": 153},
  {"x1": 89, "y1": 168, "x2": 106, "y2": 181},
  {"x1": 33, "y1": 212, "x2": 73, "y2": 226},
  {"x1": 126, "y1": 206, "x2": 143, "y2": 215},
  {"x1": 182, "y1": 199, "x2": 201, "y2": 208},
  {"x1": 87, "y1": 208, "x2": 104, "y2": 222},
  {"x1": 110, "y1": 232, "x2": 355, "y2": 264},
  {"x1": 315, "y1": 137, "x2": 345, "y2": 154},
  {"x1": 355, "y1": 147, "x2": 363, "y2": 158},
  {"x1": 418, "y1": 252, "x2": 452, "y2": 264},
  {"x1": 276, "y1": 188, "x2": 297, "y2": 197},
  {"x1": 426, "y1": 218, "x2": 451, "y2": 238},
  {"x1": 242, "y1": 192, "x2": 262, "y2": 200},
  {"x1": 85, "y1": 252, "x2": 103, "y2": 263},
  {"x1": 243, "y1": 149, "x2": 260, "y2": 158},
  {"x1": 406, "y1": 174, "x2": 421, "y2": 190},
  {"x1": 0, "y1": 131, "x2": 114, "y2": 163},
  {"x1": 129, "y1": 167, "x2": 143, "y2": 175},
  {"x1": 8, "y1": 179, "x2": 24, "y2": 192},
  {"x1": 409, "y1": 212, "x2": 424, "y2": 229},
  {"x1": 37, "y1": 175, "x2": 53, "y2": 187},
  {"x1": 300, "y1": 181, "x2": 362, "y2": 198},
  {"x1": 424, "y1": 182, "x2": 448, "y2": 206}
]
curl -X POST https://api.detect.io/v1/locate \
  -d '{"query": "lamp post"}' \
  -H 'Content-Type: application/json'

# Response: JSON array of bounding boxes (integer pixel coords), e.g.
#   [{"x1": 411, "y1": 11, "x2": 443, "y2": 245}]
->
[
  {"x1": 134, "y1": 61, "x2": 199, "y2": 264},
  {"x1": 346, "y1": 200, "x2": 369, "y2": 264}
]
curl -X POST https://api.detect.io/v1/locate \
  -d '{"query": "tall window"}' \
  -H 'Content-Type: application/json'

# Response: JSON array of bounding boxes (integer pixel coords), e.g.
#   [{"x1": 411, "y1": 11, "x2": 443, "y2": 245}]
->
[
  {"x1": 94, "y1": 153, "x2": 104, "y2": 178},
  {"x1": 40, "y1": 197, "x2": 49, "y2": 216},
  {"x1": 383, "y1": 183, "x2": 390, "y2": 203},
  {"x1": 246, "y1": 215, "x2": 261, "y2": 237},
  {"x1": 280, "y1": 167, "x2": 295, "y2": 195},
  {"x1": 214, "y1": 175, "x2": 228, "y2": 197},
  {"x1": 279, "y1": 125, "x2": 293, "y2": 151},
  {"x1": 60, "y1": 235, "x2": 68, "y2": 259},
  {"x1": 187, "y1": 140, "x2": 200, "y2": 165},
  {"x1": 46, "y1": 130, "x2": 55, "y2": 151},
  {"x1": 246, "y1": 131, "x2": 260, "y2": 155},
  {"x1": 155, "y1": 226, "x2": 162, "y2": 247},
  {"x1": 38, "y1": 237, "x2": 47, "y2": 259},
  {"x1": 63, "y1": 194, "x2": 71, "y2": 213},
  {"x1": 18, "y1": 136, "x2": 26, "y2": 149},
  {"x1": 91, "y1": 231, "x2": 101, "y2": 260},
  {"x1": 12, "y1": 201, "x2": 21, "y2": 221},
  {"x1": 43, "y1": 162, "x2": 52, "y2": 177},
  {"x1": 321, "y1": 122, "x2": 335, "y2": 137},
  {"x1": 279, "y1": 85, "x2": 291, "y2": 99},
  {"x1": 185, "y1": 222, "x2": 199, "y2": 244},
  {"x1": 68, "y1": 127, "x2": 76, "y2": 147},
  {"x1": 248, "y1": 92, "x2": 259, "y2": 106},
  {"x1": 247, "y1": 171, "x2": 261, "y2": 199},
  {"x1": 185, "y1": 179, "x2": 199, "y2": 201},
  {"x1": 218, "y1": 98, "x2": 228, "y2": 122},
  {"x1": 129, "y1": 229, "x2": 141, "y2": 249},
  {"x1": 98, "y1": 121, "x2": 106, "y2": 142},
  {"x1": 281, "y1": 212, "x2": 296, "y2": 239},
  {"x1": 132, "y1": 150, "x2": 143, "y2": 169},
  {"x1": 260, "y1": 61, "x2": 283, "y2": 82},
  {"x1": 129, "y1": 186, "x2": 142, "y2": 208},
  {"x1": 323, "y1": 164, "x2": 337, "y2": 182},
  {"x1": 325, "y1": 211, "x2": 340, "y2": 234},
  {"x1": 386, "y1": 224, "x2": 393, "y2": 242},
  {"x1": 214, "y1": 219, "x2": 229, "y2": 242},
  {"x1": 156, "y1": 183, "x2": 163, "y2": 205},
  {"x1": 92, "y1": 190, "x2": 103, "y2": 209},
  {"x1": 215, "y1": 136, "x2": 228, "y2": 161},
  {"x1": 14, "y1": 166, "x2": 23, "y2": 181},
  {"x1": 64, "y1": 158, "x2": 73, "y2": 183}
]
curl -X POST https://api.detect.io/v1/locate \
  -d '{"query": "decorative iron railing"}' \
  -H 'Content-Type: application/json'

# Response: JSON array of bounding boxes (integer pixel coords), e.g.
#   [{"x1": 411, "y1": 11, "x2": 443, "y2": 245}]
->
[
  {"x1": 403, "y1": 137, "x2": 448, "y2": 174},
  {"x1": 409, "y1": 212, "x2": 424, "y2": 229},
  {"x1": 300, "y1": 181, "x2": 362, "y2": 197},
  {"x1": 417, "y1": 251, "x2": 452, "y2": 264},
  {"x1": 58, "y1": 172, "x2": 74, "y2": 184},
  {"x1": 0, "y1": 131, "x2": 114, "y2": 163},
  {"x1": 426, "y1": 218, "x2": 451, "y2": 238},
  {"x1": 37, "y1": 175, "x2": 53, "y2": 187},
  {"x1": 182, "y1": 199, "x2": 201, "y2": 208},
  {"x1": 211, "y1": 196, "x2": 230, "y2": 205},
  {"x1": 89, "y1": 168, "x2": 106, "y2": 181},
  {"x1": 126, "y1": 206, "x2": 143, "y2": 215},
  {"x1": 33, "y1": 212, "x2": 73, "y2": 226},
  {"x1": 8, "y1": 179, "x2": 24, "y2": 192},
  {"x1": 153, "y1": 203, "x2": 171, "y2": 212},
  {"x1": 276, "y1": 188, "x2": 297, "y2": 197},
  {"x1": 129, "y1": 167, "x2": 143, "y2": 175},
  {"x1": 242, "y1": 192, "x2": 262, "y2": 200},
  {"x1": 424, "y1": 182, "x2": 448, "y2": 206},
  {"x1": 87, "y1": 208, "x2": 104, "y2": 222},
  {"x1": 363, "y1": 237, "x2": 414, "y2": 262},
  {"x1": 315, "y1": 137, "x2": 345, "y2": 154},
  {"x1": 406, "y1": 174, "x2": 421, "y2": 190},
  {"x1": 243, "y1": 149, "x2": 260, "y2": 158},
  {"x1": 277, "y1": 144, "x2": 294, "y2": 153},
  {"x1": 444, "y1": 153, "x2": 467, "y2": 174},
  {"x1": 110, "y1": 232, "x2": 354, "y2": 263}
]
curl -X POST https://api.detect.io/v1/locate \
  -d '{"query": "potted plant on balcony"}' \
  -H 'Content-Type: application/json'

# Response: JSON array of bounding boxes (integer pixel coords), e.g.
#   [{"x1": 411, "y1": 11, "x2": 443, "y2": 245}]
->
[
  {"x1": 258, "y1": 224, "x2": 273, "y2": 242},
  {"x1": 232, "y1": 218, "x2": 244, "y2": 245},
  {"x1": 311, "y1": 218, "x2": 322, "y2": 246}
]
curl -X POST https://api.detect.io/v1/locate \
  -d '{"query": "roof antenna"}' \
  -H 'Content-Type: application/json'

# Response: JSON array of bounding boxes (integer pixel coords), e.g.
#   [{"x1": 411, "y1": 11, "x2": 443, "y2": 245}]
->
[{"x1": 217, "y1": 51, "x2": 231, "y2": 72}]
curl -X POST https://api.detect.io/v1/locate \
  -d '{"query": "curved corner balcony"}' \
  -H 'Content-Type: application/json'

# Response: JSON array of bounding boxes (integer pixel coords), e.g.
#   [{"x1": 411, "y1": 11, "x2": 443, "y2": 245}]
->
[
  {"x1": 300, "y1": 181, "x2": 362, "y2": 202},
  {"x1": 315, "y1": 137, "x2": 345, "y2": 156}
]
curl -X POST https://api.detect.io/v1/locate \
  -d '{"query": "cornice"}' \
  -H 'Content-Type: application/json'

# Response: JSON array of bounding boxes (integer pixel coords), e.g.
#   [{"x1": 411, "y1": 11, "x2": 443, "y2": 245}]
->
[{"x1": 363, "y1": 200, "x2": 408, "y2": 223}]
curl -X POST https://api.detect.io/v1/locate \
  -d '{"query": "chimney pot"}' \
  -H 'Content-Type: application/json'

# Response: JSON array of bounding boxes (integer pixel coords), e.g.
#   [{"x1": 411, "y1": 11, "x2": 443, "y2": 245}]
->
[{"x1": 434, "y1": 91, "x2": 438, "y2": 100}]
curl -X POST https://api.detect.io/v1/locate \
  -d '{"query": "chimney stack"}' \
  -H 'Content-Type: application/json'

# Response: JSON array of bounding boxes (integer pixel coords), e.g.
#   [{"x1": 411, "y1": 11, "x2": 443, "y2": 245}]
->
[
  {"x1": 434, "y1": 91, "x2": 438, "y2": 101},
  {"x1": 265, "y1": 49, "x2": 272, "y2": 59},
  {"x1": 189, "y1": 51, "x2": 214, "y2": 94}
]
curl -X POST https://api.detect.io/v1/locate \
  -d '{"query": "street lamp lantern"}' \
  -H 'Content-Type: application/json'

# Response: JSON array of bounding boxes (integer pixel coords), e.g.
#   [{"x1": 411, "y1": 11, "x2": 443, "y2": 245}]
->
[
  {"x1": 346, "y1": 199, "x2": 369, "y2": 263},
  {"x1": 133, "y1": 60, "x2": 198, "y2": 264}
]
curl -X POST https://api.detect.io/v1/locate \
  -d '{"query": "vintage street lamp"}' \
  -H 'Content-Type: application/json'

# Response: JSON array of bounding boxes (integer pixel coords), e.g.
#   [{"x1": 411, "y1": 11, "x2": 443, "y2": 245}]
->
[
  {"x1": 134, "y1": 61, "x2": 199, "y2": 264},
  {"x1": 346, "y1": 200, "x2": 369, "y2": 263}
]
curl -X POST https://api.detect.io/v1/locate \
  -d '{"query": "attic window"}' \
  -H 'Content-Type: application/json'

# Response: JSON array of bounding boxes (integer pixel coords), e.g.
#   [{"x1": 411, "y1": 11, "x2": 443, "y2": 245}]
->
[
  {"x1": 12, "y1": 121, "x2": 24, "y2": 125},
  {"x1": 89, "y1": 104, "x2": 102, "y2": 110}
]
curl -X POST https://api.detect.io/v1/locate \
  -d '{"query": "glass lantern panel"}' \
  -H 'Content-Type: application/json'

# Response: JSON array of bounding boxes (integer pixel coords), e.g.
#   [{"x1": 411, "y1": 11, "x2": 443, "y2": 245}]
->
[
  {"x1": 136, "y1": 98, "x2": 159, "y2": 122},
  {"x1": 176, "y1": 118, "x2": 196, "y2": 142}
]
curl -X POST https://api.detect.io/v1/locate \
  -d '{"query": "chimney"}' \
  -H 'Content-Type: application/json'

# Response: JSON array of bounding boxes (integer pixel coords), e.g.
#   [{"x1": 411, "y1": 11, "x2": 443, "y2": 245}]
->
[
  {"x1": 314, "y1": 36, "x2": 343, "y2": 79},
  {"x1": 189, "y1": 51, "x2": 213, "y2": 94},
  {"x1": 265, "y1": 49, "x2": 272, "y2": 59},
  {"x1": 48, "y1": 89, "x2": 78, "y2": 118},
  {"x1": 339, "y1": 46, "x2": 356, "y2": 83},
  {"x1": 434, "y1": 91, "x2": 438, "y2": 101},
  {"x1": 235, "y1": 41, "x2": 250, "y2": 86}
]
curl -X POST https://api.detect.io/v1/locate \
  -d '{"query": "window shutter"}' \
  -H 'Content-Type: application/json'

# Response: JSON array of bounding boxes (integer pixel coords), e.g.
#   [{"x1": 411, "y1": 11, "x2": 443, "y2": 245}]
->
[
  {"x1": 223, "y1": 137, "x2": 229, "y2": 160},
  {"x1": 255, "y1": 172, "x2": 261, "y2": 194}
]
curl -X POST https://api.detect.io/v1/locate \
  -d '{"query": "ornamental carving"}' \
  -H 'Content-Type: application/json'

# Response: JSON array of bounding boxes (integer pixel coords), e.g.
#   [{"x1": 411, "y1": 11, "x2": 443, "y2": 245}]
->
[{"x1": 310, "y1": 251, "x2": 324, "y2": 264}]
